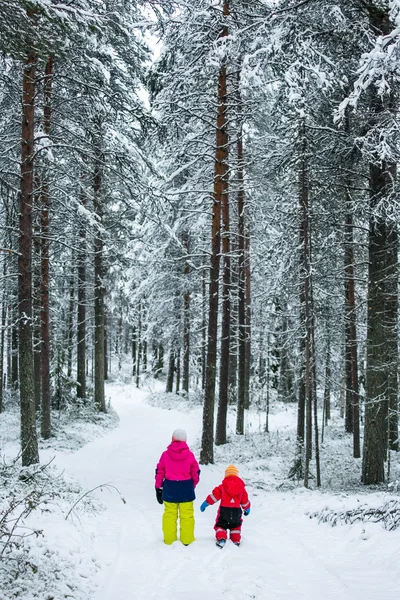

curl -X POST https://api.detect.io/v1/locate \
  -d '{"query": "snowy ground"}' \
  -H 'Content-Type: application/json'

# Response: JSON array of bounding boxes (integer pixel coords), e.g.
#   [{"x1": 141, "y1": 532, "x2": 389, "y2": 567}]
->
[{"x1": 2, "y1": 378, "x2": 400, "y2": 600}]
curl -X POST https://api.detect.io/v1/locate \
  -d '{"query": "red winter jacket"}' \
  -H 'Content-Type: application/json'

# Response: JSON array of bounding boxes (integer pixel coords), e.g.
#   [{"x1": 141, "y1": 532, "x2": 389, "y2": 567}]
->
[{"x1": 206, "y1": 475, "x2": 250, "y2": 511}]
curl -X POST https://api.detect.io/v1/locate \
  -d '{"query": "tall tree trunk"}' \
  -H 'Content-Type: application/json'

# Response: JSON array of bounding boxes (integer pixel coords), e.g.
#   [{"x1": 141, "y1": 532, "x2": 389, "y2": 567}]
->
[
  {"x1": 311, "y1": 311, "x2": 321, "y2": 487},
  {"x1": 288, "y1": 119, "x2": 308, "y2": 482},
  {"x1": 77, "y1": 187, "x2": 87, "y2": 400},
  {"x1": 216, "y1": 118, "x2": 231, "y2": 445},
  {"x1": 40, "y1": 55, "x2": 53, "y2": 439},
  {"x1": 0, "y1": 260, "x2": 6, "y2": 413},
  {"x1": 136, "y1": 300, "x2": 141, "y2": 388},
  {"x1": 201, "y1": 265, "x2": 206, "y2": 390},
  {"x1": 166, "y1": 346, "x2": 175, "y2": 393},
  {"x1": 228, "y1": 239, "x2": 238, "y2": 404},
  {"x1": 104, "y1": 310, "x2": 109, "y2": 380},
  {"x1": 200, "y1": 0, "x2": 229, "y2": 465},
  {"x1": 236, "y1": 117, "x2": 246, "y2": 435},
  {"x1": 182, "y1": 233, "x2": 190, "y2": 394},
  {"x1": 0, "y1": 306, "x2": 5, "y2": 412},
  {"x1": 244, "y1": 223, "x2": 251, "y2": 410},
  {"x1": 265, "y1": 333, "x2": 270, "y2": 433},
  {"x1": 278, "y1": 315, "x2": 292, "y2": 402},
  {"x1": 118, "y1": 299, "x2": 123, "y2": 371},
  {"x1": 387, "y1": 225, "x2": 398, "y2": 451},
  {"x1": 132, "y1": 325, "x2": 137, "y2": 377},
  {"x1": 66, "y1": 266, "x2": 74, "y2": 379},
  {"x1": 7, "y1": 306, "x2": 12, "y2": 389},
  {"x1": 175, "y1": 349, "x2": 181, "y2": 394},
  {"x1": 8, "y1": 206, "x2": 18, "y2": 392},
  {"x1": 124, "y1": 325, "x2": 130, "y2": 355},
  {"x1": 11, "y1": 306, "x2": 19, "y2": 389},
  {"x1": 33, "y1": 210, "x2": 41, "y2": 411},
  {"x1": 362, "y1": 0, "x2": 397, "y2": 486},
  {"x1": 344, "y1": 317, "x2": 353, "y2": 433},
  {"x1": 296, "y1": 315, "x2": 306, "y2": 447},
  {"x1": 143, "y1": 339, "x2": 147, "y2": 372},
  {"x1": 362, "y1": 162, "x2": 393, "y2": 483},
  {"x1": 93, "y1": 130, "x2": 106, "y2": 412},
  {"x1": 343, "y1": 120, "x2": 359, "y2": 446},
  {"x1": 157, "y1": 343, "x2": 164, "y2": 376},
  {"x1": 297, "y1": 118, "x2": 312, "y2": 486},
  {"x1": 19, "y1": 51, "x2": 39, "y2": 465},
  {"x1": 344, "y1": 194, "x2": 360, "y2": 457},
  {"x1": 323, "y1": 343, "x2": 331, "y2": 424}
]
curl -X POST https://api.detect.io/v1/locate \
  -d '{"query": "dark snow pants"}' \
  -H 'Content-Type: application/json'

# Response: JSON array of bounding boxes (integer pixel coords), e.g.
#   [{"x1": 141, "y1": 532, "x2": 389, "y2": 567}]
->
[{"x1": 214, "y1": 506, "x2": 242, "y2": 544}]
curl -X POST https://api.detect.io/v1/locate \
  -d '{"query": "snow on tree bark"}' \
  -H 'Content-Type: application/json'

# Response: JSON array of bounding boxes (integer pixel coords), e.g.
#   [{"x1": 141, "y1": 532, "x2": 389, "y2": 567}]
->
[
  {"x1": 19, "y1": 50, "x2": 40, "y2": 466},
  {"x1": 200, "y1": 0, "x2": 229, "y2": 465}
]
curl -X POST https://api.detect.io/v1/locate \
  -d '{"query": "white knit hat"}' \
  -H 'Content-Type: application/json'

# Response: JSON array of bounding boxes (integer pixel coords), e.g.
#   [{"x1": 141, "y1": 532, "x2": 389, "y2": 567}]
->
[{"x1": 172, "y1": 428, "x2": 187, "y2": 442}]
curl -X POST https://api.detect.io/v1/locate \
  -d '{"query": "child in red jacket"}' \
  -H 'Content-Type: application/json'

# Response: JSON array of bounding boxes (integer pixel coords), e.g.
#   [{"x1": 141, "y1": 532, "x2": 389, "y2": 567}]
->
[{"x1": 200, "y1": 465, "x2": 251, "y2": 548}]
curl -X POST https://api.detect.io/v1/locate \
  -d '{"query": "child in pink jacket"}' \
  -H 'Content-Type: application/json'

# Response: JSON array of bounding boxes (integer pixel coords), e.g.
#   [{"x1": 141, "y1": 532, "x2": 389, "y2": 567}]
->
[{"x1": 155, "y1": 428, "x2": 200, "y2": 545}]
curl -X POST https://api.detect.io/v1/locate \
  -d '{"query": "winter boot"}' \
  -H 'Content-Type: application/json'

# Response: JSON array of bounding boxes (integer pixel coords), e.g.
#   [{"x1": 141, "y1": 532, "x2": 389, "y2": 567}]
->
[{"x1": 216, "y1": 539, "x2": 226, "y2": 549}]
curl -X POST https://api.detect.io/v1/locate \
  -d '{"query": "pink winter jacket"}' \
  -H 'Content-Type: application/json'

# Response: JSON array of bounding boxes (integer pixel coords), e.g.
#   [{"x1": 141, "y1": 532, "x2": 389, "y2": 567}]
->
[{"x1": 155, "y1": 441, "x2": 200, "y2": 503}]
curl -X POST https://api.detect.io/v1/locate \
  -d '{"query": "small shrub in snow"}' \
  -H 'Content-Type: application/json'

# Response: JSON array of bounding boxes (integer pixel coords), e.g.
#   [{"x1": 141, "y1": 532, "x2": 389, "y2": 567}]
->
[
  {"x1": 310, "y1": 499, "x2": 400, "y2": 531},
  {"x1": 147, "y1": 390, "x2": 203, "y2": 412},
  {"x1": 0, "y1": 460, "x2": 100, "y2": 599},
  {"x1": 0, "y1": 487, "x2": 46, "y2": 554},
  {"x1": 40, "y1": 402, "x2": 119, "y2": 453}
]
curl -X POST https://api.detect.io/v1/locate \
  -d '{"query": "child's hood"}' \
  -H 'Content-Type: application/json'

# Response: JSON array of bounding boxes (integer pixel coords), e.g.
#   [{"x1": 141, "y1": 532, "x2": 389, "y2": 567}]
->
[
  {"x1": 222, "y1": 475, "x2": 245, "y2": 495},
  {"x1": 167, "y1": 440, "x2": 191, "y2": 461}
]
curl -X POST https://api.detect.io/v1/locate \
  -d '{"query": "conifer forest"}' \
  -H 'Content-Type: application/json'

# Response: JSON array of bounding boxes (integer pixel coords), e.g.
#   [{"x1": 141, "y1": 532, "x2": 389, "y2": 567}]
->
[
  {"x1": 2, "y1": 1, "x2": 400, "y2": 598},
  {"x1": 1, "y1": 0, "x2": 400, "y2": 482}
]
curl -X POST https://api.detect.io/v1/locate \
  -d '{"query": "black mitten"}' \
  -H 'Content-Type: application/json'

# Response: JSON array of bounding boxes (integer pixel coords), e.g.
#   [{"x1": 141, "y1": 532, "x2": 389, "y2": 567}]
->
[{"x1": 156, "y1": 488, "x2": 163, "y2": 504}]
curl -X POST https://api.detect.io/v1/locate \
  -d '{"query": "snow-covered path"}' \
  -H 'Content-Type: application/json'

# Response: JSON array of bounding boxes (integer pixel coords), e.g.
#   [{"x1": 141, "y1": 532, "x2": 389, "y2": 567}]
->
[{"x1": 47, "y1": 383, "x2": 400, "y2": 600}]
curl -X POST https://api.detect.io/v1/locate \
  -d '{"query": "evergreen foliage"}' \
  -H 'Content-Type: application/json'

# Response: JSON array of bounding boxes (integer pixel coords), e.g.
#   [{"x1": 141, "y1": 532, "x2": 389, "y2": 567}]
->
[{"x1": 0, "y1": 0, "x2": 399, "y2": 483}]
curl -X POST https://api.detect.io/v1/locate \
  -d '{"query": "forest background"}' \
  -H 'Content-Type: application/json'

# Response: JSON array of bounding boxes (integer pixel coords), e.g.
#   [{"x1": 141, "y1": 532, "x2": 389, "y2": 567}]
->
[{"x1": 1, "y1": 0, "x2": 400, "y2": 595}]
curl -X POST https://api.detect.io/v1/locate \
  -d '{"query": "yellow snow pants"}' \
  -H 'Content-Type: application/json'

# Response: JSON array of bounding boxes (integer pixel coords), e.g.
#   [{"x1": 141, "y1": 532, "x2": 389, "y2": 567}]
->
[{"x1": 162, "y1": 501, "x2": 195, "y2": 545}]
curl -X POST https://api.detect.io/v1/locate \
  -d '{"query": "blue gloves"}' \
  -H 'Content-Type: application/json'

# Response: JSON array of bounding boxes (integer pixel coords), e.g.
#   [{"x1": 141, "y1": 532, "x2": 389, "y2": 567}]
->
[
  {"x1": 200, "y1": 501, "x2": 209, "y2": 512},
  {"x1": 243, "y1": 508, "x2": 250, "y2": 516}
]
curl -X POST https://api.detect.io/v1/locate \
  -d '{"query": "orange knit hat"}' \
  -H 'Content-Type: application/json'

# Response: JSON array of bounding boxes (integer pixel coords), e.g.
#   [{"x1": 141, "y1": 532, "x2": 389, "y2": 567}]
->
[{"x1": 225, "y1": 465, "x2": 239, "y2": 478}]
